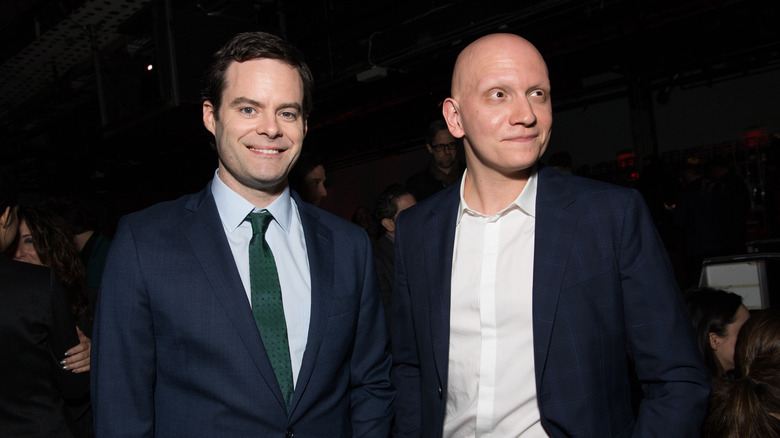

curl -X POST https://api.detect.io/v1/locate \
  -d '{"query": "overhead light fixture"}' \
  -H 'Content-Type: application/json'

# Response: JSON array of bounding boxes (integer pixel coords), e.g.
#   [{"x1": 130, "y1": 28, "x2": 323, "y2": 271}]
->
[{"x1": 356, "y1": 66, "x2": 387, "y2": 83}]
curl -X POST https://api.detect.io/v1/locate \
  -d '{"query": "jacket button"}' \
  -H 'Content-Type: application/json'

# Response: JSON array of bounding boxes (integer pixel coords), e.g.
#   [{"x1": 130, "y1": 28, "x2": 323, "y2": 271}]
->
[
  {"x1": 286, "y1": 428, "x2": 294, "y2": 438},
  {"x1": 438, "y1": 385, "x2": 443, "y2": 398}
]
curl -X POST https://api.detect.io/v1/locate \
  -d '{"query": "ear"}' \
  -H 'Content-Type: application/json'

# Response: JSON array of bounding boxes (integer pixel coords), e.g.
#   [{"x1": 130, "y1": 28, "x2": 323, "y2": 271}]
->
[
  {"x1": 381, "y1": 217, "x2": 395, "y2": 233},
  {"x1": 203, "y1": 101, "x2": 216, "y2": 136},
  {"x1": 442, "y1": 97, "x2": 465, "y2": 138},
  {"x1": 303, "y1": 118, "x2": 308, "y2": 138},
  {"x1": 709, "y1": 332, "x2": 720, "y2": 351},
  {"x1": 425, "y1": 144, "x2": 434, "y2": 155}
]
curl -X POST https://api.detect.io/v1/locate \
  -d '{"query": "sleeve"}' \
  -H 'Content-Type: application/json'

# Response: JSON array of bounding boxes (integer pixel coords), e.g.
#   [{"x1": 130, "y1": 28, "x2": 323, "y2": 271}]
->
[
  {"x1": 350, "y1": 230, "x2": 396, "y2": 437},
  {"x1": 390, "y1": 216, "x2": 422, "y2": 437},
  {"x1": 48, "y1": 268, "x2": 90, "y2": 399},
  {"x1": 91, "y1": 217, "x2": 156, "y2": 437},
  {"x1": 619, "y1": 190, "x2": 711, "y2": 436}
]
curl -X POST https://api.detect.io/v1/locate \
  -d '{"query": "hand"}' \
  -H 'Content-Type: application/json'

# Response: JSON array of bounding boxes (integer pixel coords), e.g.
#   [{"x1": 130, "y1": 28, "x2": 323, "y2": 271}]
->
[{"x1": 62, "y1": 327, "x2": 91, "y2": 373}]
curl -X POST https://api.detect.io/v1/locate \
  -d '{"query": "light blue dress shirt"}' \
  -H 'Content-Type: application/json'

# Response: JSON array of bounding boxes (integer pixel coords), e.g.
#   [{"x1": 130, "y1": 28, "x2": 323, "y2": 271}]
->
[{"x1": 211, "y1": 170, "x2": 311, "y2": 387}]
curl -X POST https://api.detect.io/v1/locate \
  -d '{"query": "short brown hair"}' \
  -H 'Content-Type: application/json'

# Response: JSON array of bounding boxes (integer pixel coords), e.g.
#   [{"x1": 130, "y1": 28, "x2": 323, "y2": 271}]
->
[{"x1": 200, "y1": 31, "x2": 314, "y2": 120}]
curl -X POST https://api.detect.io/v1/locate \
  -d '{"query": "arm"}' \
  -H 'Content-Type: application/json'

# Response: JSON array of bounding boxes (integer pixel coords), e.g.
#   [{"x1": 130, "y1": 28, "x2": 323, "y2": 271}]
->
[
  {"x1": 91, "y1": 218, "x2": 156, "y2": 437},
  {"x1": 48, "y1": 268, "x2": 90, "y2": 398},
  {"x1": 390, "y1": 219, "x2": 422, "y2": 437},
  {"x1": 350, "y1": 231, "x2": 395, "y2": 437},
  {"x1": 61, "y1": 327, "x2": 90, "y2": 373},
  {"x1": 619, "y1": 190, "x2": 710, "y2": 436}
]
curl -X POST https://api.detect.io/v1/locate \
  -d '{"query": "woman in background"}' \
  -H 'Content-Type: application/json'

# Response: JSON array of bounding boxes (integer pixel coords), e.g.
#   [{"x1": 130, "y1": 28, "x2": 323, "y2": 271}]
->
[
  {"x1": 0, "y1": 187, "x2": 89, "y2": 437},
  {"x1": 684, "y1": 287, "x2": 751, "y2": 390},
  {"x1": 12, "y1": 203, "x2": 94, "y2": 437},
  {"x1": 704, "y1": 307, "x2": 780, "y2": 437}
]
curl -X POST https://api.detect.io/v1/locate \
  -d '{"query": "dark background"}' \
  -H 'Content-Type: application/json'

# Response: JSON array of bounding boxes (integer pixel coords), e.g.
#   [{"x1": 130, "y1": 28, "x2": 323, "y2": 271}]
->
[{"x1": 1, "y1": 0, "x2": 778, "y2": 230}]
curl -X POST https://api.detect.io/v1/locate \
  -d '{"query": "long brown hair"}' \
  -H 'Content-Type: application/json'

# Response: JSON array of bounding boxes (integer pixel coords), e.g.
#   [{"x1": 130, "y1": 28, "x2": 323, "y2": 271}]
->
[
  {"x1": 704, "y1": 307, "x2": 780, "y2": 437},
  {"x1": 17, "y1": 204, "x2": 90, "y2": 320}
]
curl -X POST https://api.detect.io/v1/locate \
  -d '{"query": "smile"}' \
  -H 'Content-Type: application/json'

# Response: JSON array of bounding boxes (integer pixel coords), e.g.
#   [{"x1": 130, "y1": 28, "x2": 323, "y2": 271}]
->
[{"x1": 247, "y1": 147, "x2": 281, "y2": 154}]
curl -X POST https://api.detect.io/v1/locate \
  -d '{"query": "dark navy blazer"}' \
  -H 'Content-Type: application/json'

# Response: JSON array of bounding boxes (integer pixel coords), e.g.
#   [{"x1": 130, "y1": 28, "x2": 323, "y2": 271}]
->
[
  {"x1": 92, "y1": 185, "x2": 394, "y2": 437},
  {"x1": 391, "y1": 165, "x2": 710, "y2": 437}
]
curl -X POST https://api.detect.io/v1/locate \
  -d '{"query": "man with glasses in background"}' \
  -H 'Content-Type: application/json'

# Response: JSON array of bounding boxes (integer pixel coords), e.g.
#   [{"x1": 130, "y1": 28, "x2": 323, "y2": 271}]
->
[{"x1": 406, "y1": 119, "x2": 464, "y2": 202}]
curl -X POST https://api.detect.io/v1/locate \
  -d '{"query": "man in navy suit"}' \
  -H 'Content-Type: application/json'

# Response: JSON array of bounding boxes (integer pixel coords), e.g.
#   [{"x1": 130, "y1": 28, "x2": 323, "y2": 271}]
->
[
  {"x1": 92, "y1": 32, "x2": 394, "y2": 437},
  {"x1": 391, "y1": 33, "x2": 709, "y2": 437}
]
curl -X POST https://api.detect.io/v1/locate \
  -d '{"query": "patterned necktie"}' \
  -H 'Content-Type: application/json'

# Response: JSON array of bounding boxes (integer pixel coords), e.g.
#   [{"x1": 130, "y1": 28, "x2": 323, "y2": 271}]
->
[{"x1": 246, "y1": 211, "x2": 293, "y2": 409}]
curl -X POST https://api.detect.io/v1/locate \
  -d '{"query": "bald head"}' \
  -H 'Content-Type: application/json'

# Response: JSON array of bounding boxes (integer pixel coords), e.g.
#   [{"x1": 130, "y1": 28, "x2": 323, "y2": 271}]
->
[
  {"x1": 451, "y1": 33, "x2": 548, "y2": 99},
  {"x1": 442, "y1": 33, "x2": 552, "y2": 191}
]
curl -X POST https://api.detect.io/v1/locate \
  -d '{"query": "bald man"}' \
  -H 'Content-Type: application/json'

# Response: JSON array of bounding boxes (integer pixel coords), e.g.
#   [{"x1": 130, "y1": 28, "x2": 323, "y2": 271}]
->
[{"x1": 390, "y1": 33, "x2": 709, "y2": 437}]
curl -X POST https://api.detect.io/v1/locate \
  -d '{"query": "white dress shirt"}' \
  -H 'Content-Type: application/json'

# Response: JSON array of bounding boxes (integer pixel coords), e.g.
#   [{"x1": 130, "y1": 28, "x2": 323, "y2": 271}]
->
[
  {"x1": 211, "y1": 170, "x2": 311, "y2": 387},
  {"x1": 444, "y1": 168, "x2": 547, "y2": 437}
]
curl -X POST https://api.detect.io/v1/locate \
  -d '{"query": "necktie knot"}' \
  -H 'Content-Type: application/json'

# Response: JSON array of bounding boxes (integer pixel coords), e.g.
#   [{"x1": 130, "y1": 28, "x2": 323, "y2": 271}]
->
[{"x1": 247, "y1": 211, "x2": 274, "y2": 236}]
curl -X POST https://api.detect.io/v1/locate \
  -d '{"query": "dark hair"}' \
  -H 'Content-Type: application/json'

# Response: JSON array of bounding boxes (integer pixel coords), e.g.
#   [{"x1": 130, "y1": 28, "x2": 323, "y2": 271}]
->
[
  {"x1": 425, "y1": 119, "x2": 449, "y2": 145},
  {"x1": 373, "y1": 184, "x2": 415, "y2": 226},
  {"x1": 289, "y1": 152, "x2": 324, "y2": 194},
  {"x1": 704, "y1": 307, "x2": 780, "y2": 437},
  {"x1": 0, "y1": 185, "x2": 18, "y2": 214},
  {"x1": 684, "y1": 287, "x2": 744, "y2": 382},
  {"x1": 38, "y1": 194, "x2": 98, "y2": 235},
  {"x1": 18, "y1": 205, "x2": 90, "y2": 319},
  {"x1": 200, "y1": 31, "x2": 314, "y2": 120}
]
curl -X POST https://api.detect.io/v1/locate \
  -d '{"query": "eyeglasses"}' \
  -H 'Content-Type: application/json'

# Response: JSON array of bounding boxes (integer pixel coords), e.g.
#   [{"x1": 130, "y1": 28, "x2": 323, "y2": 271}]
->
[{"x1": 431, "y1": 141, "x2": 458, "y2": 152}]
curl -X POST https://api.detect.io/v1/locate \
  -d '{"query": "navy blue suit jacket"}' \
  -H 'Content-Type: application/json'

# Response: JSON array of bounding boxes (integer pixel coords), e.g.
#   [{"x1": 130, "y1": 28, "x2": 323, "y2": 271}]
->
[
  {"x1": 92, "y1": 185, "x2": 394, "y2": 437},
  {"x1": 391, "y1": 165, "x2": 709, "y2": 437}
]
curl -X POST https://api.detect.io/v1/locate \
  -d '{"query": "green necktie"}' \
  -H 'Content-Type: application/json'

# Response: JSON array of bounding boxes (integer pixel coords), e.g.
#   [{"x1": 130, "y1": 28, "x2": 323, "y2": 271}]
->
[{"x1": 246, "y1": 211, "x2": 293, "y2": 409}]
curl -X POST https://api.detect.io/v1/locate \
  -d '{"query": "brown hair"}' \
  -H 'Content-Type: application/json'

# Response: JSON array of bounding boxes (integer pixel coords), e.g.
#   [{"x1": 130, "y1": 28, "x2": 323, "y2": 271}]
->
[
  {"x1": 704, "y1": 307, "x2": 780, "y2": 437},
  {"x1": 200, "y1": 31, "x2": 313, "y2": 120},
  {"x1": 18, "y1": 205, "x2": 90, "y2": 320}
]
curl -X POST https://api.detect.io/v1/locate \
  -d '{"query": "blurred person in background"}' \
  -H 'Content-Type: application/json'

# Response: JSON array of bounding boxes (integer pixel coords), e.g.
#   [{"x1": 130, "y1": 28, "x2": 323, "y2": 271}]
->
[
  {"x1": 704, "y1": 307, "x2": 780, "y2": 437},
  {"x1": 12, "y1": 203, "x2": 94, "y2": 437},
  {"x1": 685, "y1": 287, "x2": 751, "y2": 390},
  {"x1": 0, "y1": 186, "x2": 89, "y2": 437}
]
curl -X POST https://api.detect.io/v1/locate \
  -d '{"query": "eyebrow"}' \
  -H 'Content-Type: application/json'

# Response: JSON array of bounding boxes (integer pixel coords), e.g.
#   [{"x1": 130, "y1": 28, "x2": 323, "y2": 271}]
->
[{"x1": 228, "y1": 97, "x2": 302, "y2": 113}]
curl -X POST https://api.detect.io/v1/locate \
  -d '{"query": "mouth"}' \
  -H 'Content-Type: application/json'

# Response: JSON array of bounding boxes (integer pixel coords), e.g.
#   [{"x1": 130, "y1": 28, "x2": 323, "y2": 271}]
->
[
  {"x1": 505, "y1": 134, "x2": 538, "y2": 143},
  {"x1": 246, "y1": 146, "x2": 283, "y2": 154}
]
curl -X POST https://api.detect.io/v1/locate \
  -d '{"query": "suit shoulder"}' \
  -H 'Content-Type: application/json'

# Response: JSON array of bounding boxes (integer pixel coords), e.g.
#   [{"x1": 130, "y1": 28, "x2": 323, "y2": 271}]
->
[
  {"x1": 298, "y1": 202, "x2": 369, "y2": 239},
  {"x1": 548, "y1": 170, "x2": 640, "y2": 199},
  {"x1": 119, "y1": 190, "x2": 205, "y2": 229}
]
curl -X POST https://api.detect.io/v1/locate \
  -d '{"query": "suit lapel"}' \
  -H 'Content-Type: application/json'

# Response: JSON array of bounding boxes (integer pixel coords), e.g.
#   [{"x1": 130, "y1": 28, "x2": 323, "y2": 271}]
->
[
  {"x1": 180, "y1": 187, "x2": 288, "y2": 409},
  {"x1": 289, "y1": 195, "x2": 332, "y2": 415},
  {"x1": 532, "y1": 166, "x2": 577, "y2": 389},
  {"x1": 424, "y1": 185, "x2": 461, "y2": 381}
]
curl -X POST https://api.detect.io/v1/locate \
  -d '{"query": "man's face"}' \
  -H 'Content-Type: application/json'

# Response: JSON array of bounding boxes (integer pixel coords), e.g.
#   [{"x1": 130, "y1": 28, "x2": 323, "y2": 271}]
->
[
  {"x1": 302, "y1": 164, "x2": 327, "y2": 207},
  {"x1": 426, "y1": 129, "x2": 458, "y2": 171},
  {"x1": 203, "y1": 58, "x2": 307, "y2": 204},
  {"x1": 444, "y1": 34, "x2": 552, "y2": 180}
]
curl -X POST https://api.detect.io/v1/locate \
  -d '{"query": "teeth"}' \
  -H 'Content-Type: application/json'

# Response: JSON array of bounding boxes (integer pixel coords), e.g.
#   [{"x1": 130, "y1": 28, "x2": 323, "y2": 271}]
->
[{"x1": 248, "y1": 147, "x2": 280, "y2": 154}]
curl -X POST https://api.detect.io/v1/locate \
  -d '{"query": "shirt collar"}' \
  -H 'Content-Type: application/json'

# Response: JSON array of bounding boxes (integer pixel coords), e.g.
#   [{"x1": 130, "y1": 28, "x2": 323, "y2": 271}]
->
[
  {"x1": 456, "y1": 165, "x2": 538, "y2": 224},
  {"x1": 210, "y1": 169, "x2": 294, "y2": 234}
]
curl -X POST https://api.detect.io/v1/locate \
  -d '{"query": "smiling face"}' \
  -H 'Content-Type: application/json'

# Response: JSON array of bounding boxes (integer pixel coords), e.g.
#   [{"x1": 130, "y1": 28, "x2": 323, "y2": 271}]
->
[
  {"x1": 203, "y1": 58, "x2": 307, "y2": 207},
  {"x1": 443, "y1": 34, "x2": 552, "y2": 182},
  {"x1": 13, "y1": 218, "x2": 43, "y2": 266}
]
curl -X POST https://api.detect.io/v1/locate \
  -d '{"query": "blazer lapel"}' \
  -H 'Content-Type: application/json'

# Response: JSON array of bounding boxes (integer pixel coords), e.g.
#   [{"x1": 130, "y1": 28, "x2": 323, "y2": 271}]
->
[
  {"x1": 532, "y1": 166, "x2": 577, "y2": 389},
  {"x1": 424, "y1": 185, "x2": 461, "y2": 382},
  {"x1": 180, "y1": 187, "x2": 288, "y2": 409},
  {"x1": 288, "y1": 195, "x2": 332, "y2": 415}
]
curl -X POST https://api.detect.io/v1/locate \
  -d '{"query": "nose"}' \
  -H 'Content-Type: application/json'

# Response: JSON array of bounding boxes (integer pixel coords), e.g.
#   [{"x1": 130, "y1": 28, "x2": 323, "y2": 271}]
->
[
  {"x1": 256, "y1": 114, "x2": 281, "y2": 138},
  {"x1": 510, "y1": 96, "x2": 537, "y2": 126},
  {"x1": 318, "y1": 183, "x2": 327, "y2": 199}
]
